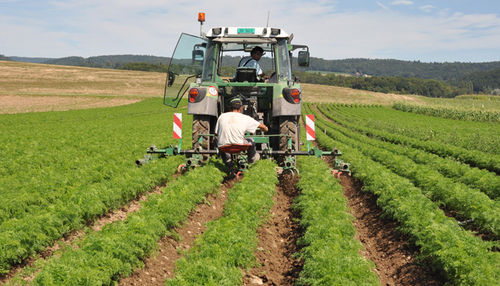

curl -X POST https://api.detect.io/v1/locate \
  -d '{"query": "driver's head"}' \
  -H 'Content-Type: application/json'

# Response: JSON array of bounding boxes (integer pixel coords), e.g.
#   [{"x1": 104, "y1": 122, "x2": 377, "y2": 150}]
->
[
  {"x1": 230, "y1": 98, "x2": 242, "y2": 111},
  {"x1": 250, "y1": 46, "x2": 264, "y2": 60}
]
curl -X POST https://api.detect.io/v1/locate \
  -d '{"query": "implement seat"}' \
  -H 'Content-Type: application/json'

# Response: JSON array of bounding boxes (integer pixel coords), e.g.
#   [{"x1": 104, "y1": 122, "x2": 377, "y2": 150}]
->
[{"x1": 219, "y1": 143, "x2": 252, "y2": 154}]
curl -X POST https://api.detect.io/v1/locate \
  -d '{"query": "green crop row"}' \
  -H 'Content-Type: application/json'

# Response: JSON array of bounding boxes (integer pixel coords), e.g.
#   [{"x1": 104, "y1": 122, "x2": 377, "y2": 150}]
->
[
  {"x1": 325, "y1": 103, "x2": 383, "y2": 108},
  {"x1": 165, "y1": 160, "x2": 278, "y2": 285},
  {"x1": 307, "y1": 111, "x2": 500, "y2": 285},
  {"x1": 310, "y1": 105, "x2": 500, "y2": 237},
  {"x1": 0, "y1": 99, "x2": 188, "y2": 274},
  {"x1": 32, "y1": 160, "x2": 225, "y2": 285},
  {"x1": 316, "y1": 105, "x2": 500, "y2": 200},
  {"x1": 393, "y1": 102, "x2": 500, "y2": 122},
  {"x1": 322, "y1": 104, "x2": 500, "y2": 174},
  {"x1": 294, "y1": 156, "x2": 379, "y2": 286},
  {"x1": 329, "y1": 104, "x2": 499, "y2": 155}
]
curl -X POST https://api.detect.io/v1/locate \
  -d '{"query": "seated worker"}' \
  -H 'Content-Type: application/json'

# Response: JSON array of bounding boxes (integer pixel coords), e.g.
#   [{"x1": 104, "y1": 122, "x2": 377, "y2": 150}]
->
[
  {"x1": 215, "y1": 98, "x2": 268, "y2": 167},
  {"x1": 236, "y1": 46, "x2": 267, "y2": 81}
]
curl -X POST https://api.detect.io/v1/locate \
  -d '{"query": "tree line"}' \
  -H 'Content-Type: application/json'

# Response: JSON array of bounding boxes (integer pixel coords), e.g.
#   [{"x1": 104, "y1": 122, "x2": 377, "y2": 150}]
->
[{"x1": 296, "y1": 72, "x2": 462, "y2": 98}]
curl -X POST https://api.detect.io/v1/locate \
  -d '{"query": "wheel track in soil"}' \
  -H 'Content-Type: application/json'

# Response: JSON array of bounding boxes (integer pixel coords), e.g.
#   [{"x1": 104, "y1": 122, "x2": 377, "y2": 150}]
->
[
  {"x1": 0, "y1": 175, "x2": 180, "y2": 284},
  {"x1": 339, "y1": 173, "x2": 443, "y2": 285},
  {"x1": 118, "y1": 177, "x2": 236, "y2": 286},
  {"x1": 243, "y1": 173, "x2": 302, "y2": 286}
]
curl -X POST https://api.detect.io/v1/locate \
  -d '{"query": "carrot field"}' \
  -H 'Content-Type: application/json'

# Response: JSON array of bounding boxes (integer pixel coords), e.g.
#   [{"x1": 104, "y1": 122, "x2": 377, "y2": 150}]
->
[{"x1": 1, "y1": 61, "x2": 499, "y2": 285}]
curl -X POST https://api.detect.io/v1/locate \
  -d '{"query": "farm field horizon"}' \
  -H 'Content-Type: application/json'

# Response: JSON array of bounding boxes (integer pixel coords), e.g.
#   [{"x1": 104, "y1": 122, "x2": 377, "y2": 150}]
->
[
  {"x1": 0, "y1": 60, "x2": 499, "y2": 285},
  {"x1": 4, "y1": 60, "x2": 500, "y2": 113}
]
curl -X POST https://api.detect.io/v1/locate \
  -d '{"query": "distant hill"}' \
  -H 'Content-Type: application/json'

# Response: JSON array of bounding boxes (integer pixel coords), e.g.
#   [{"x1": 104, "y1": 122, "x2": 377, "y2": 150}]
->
[
  {"x1": 306, "y1": 58, "x2": 500, "y2": 82},
  {"x1": 461, "y1": 68, "x2": 500, "y2": 94},
  {"x1": 43, "y1": 55, "x2": 170, "y2": 69},
  {"x1": 9, "y1": 56, "x2": 53, "y2": 63},
  {"x1": 0, "y1": 54, "x2": 12, "y2": 61},
  {"x1": 9, "y1": 54, "x2": 500, "y2": 88}
]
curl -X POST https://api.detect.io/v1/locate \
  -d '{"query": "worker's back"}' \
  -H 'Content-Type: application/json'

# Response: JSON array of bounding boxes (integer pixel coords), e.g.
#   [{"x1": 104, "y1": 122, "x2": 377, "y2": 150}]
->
[{"x1": 215, "y1": 112, "x2": 260, "y2": 146}]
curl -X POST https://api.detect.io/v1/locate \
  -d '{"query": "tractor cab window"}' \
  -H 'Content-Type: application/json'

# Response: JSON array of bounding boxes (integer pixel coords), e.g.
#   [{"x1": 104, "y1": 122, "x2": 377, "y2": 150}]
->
[
  {"x1": 168, "y1": 33, "x2": 206, "y2": 76},
  {"x1": 277, "y1": 39, "x2": 291, "y2": 81},
  {"x1": 214, "y1": 42, "x2": 275, "y2": 81},
  {"x1": 164, "y1": 33, "x2": 207, "y2": 107}
]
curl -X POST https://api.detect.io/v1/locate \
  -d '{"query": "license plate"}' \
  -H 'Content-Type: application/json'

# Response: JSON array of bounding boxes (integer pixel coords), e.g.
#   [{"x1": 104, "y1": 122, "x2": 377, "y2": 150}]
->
[{"x1": 237, "y1": 28, "x2": 255, "y2": 34}]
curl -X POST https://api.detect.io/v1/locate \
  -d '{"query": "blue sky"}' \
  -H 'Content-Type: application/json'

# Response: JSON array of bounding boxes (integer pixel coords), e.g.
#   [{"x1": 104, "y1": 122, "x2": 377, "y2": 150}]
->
[{"x1": 1, "y1": 0, "x2": 499, "y2": 62}]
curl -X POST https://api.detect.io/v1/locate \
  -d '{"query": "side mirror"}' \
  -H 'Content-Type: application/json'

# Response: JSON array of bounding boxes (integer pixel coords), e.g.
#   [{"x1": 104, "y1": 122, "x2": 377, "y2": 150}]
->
[
  {"x1": 167, "y1": 72, "x2": 176, "y2": 87},
  {"x1": 298, "y1": 51, "x2": 310, "y2": 67},
  {"x1": 192, "y1": 49, "x2": 204, "y2": 64}
]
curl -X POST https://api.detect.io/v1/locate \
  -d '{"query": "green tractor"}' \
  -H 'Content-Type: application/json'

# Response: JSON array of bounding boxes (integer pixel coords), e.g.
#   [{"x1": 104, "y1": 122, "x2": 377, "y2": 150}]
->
[{"x1": 139, "y1": 14, "x2": 349, "y2": 175}]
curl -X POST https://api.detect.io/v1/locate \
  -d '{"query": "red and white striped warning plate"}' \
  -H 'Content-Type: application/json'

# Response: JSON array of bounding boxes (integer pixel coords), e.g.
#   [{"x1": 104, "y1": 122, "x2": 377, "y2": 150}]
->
[
  {"x1": 305, "y1": 114, "x2": 315, "y2": 141},
  {"x1": 173, "y1": 113, "x2": 182, "y2": 139}
]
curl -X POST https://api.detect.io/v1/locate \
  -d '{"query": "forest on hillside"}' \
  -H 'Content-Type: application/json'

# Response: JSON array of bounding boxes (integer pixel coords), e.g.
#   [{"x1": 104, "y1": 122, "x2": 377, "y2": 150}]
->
[{"x1": 307, "y1": 58, "x2": 500, "y2": 81}]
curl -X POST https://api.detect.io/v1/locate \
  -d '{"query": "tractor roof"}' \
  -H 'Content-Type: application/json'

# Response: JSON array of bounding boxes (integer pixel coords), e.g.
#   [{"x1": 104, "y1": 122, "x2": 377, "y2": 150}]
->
[{"x1": 205, "y1": 27, "x2": 290, "y2": 40}]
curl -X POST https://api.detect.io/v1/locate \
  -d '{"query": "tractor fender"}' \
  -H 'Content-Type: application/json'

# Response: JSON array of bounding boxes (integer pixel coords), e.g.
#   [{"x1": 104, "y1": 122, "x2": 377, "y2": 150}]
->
[
  {"x1": 272, "y1": 97, "x2": 301, "y2": 116},
  {"x1": 188, "y1": 91, "x2": 218, "y2": 116}
]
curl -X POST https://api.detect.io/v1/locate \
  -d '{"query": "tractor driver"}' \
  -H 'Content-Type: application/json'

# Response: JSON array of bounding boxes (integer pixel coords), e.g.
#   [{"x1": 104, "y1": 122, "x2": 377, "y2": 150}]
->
[
  {"x1": 236, "y1": 46, "x2": 267, "y2": 81},
  {"x1": 215, "y1": 98, "x2": 268, "y2": 167}
]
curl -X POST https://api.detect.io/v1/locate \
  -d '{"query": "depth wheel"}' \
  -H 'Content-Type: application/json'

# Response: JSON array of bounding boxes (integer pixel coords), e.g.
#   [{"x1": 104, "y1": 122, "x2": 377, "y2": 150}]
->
[
  {"x1": 177, "y1": 164, "x2": 186, "y2": 173},
  {"x1": 236, "y1": 171, "x2": 243, "y2": 180}
]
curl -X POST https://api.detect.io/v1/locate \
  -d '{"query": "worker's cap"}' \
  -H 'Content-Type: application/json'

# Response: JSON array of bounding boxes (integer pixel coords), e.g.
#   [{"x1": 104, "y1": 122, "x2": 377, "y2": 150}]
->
[{"x1": 230, "y1": 97, "x2": 242, "y2": 109}]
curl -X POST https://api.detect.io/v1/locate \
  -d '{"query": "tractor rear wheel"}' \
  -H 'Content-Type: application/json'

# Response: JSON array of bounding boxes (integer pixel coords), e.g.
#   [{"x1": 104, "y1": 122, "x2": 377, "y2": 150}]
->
[
  {"x1": 192, "y1": 115, "x2": 211, "y2": 157},
  {"x1": 279, "y1": 116, "x2": 300, "y2": 151}
]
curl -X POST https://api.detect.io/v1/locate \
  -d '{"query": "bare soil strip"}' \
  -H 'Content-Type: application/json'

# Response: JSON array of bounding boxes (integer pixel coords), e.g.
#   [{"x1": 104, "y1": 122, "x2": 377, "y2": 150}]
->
[
  {"x1": 243, "y1": 173, "x2": 303, "y2": 286},
  {"x1": 118, "y1": 178, "x2": 235, "y2": 286},
  {"x1": 0, "y1": 179, "x2": 174, "y2": 284},
  {"x1": 340, "y1": 174, "x2": 444, "y2": 285}
]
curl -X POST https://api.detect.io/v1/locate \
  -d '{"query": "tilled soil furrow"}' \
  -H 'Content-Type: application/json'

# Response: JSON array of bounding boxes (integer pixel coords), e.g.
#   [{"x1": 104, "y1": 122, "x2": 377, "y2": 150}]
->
[
  {"x1": 118, "y1": 178, "x2": 235, "y2": 286},
  {"x1": 340, "y1": 174, "x2": 443, "y2": 286},
  {"x1": 0, "y1": 178, "x2": 175, "y2": 284},
  {"x1": 442, "y1": 208, "x2": 498, "y2": 242},
  {"x1": 243, "y1": 173, "x2": 302, "y2": 286}
]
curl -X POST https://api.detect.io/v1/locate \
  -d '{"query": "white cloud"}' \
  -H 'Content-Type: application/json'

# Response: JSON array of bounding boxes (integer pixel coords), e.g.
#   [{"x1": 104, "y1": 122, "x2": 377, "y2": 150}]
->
[
  {"x1": 391, "y1": 0, "x2": 413, "y2": 5},
  {"x1": 376, "y1": 1, "x2": 390, "y2": 10},
  {"x1": 1, "y1": 0, "x2": 500, "y2": 61},
  {"x1": 419, "y1": 5, "x2": 435, "y2": 13}
]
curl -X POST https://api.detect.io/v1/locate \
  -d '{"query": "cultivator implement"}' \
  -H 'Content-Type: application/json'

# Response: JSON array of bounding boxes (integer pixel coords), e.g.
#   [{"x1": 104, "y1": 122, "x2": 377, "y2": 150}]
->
[{"x1": 137, "y1": 133, "x2": 350, "y2": 176}]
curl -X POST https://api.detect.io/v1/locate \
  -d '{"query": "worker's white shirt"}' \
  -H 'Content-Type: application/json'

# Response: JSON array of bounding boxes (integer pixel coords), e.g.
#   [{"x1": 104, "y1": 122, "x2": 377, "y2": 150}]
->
[{"x1": 215, "y1": 112, "x2": 260, "y2": 147}]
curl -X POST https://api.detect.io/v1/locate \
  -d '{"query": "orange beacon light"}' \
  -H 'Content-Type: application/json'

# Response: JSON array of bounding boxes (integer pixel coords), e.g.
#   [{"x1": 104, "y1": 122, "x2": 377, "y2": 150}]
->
[{"x1": 198, "y1": 12, "x2": 205, "y2": 23}]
